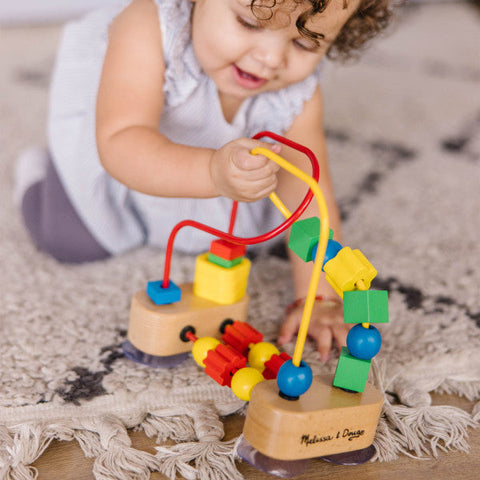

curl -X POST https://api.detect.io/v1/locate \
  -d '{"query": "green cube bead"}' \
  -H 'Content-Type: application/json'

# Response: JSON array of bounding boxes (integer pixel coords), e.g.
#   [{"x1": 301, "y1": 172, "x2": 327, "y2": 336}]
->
[
  {"x1": 288, "y1": 217, "x2": 334, "y2": 262},
  {"x1": 343, "y1": 290, "x2": 389, "y2": 324},
  {"x1": 207, "y1": 252, "x2": 243, "y2": 268},
  {"x1": 333, "y1": 347, "x2": 371, "y2": 393}
]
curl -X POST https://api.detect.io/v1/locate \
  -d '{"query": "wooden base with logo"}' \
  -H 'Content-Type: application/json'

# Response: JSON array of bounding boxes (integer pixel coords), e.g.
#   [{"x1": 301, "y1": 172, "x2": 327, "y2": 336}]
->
[{"x1": 243, "y1": 374, "x2": 383, "y2": 460}]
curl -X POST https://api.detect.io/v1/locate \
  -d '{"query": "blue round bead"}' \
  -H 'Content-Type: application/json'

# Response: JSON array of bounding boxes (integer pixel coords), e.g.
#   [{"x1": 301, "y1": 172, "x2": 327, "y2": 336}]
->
[
  {"x1": 312, "y1": 240, "x2": 343, "y2": 268},
  {"x1": 277, "y1": 360, "x2": 313, "y2": 398},
  {"x1": 346, "y1": 324, "x2": 382, "y2": 360}
]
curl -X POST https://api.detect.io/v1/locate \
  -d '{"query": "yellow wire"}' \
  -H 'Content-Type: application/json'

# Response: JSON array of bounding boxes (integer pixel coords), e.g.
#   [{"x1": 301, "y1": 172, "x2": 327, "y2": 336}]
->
[
  {"x1": 251, "y1": 147, "x2": 330, "y2": 367},
  {"x1": 269, "y1": 192, "x2": 292, "y2": 219}
]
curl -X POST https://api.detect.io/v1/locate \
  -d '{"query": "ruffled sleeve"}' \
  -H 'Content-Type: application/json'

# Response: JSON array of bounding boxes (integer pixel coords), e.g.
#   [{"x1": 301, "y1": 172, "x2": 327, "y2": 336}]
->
[
  {"x1": 154, "y1": 0, "x2": 202, "y2": 107},
  {"x1": 244, "y1": 62, "x2": 325, "y2": 137}
]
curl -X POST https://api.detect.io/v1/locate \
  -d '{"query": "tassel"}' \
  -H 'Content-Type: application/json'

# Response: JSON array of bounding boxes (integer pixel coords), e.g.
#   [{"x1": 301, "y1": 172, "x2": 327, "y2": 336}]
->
[
  {"x1": 0, "y1": 424, "x2": 51, "y2": 479},
  {"x1": 472, "y1": 401, "x2": 480, "y2": 422},
  {"x1": 141, "y1": 409, "x2": 196, "y2": 443},
  {"x1": 435, "y1": 379, "x2": 480, "y2": 402},
  {"x1": 0, "y1": 423, "x2": 72, "y2": 480},
  {"x1": 155, "y1": 403, "x2": 242, "y2": 480},
  {"x1": 378, "y1": 397, "x2": 477, "y2": 460},
  {"x1": 73, "y1": 429, "x2": 105, "y2": 458},
  {"x1": 77, "y1": 416, "x2": 161, "y2": 480},
  {"x1": 0, "y1": 464, "x2": 38, "y2": 480},
  {"x1": 94, "y1": 447, "x2": 161, "y2": 480}
]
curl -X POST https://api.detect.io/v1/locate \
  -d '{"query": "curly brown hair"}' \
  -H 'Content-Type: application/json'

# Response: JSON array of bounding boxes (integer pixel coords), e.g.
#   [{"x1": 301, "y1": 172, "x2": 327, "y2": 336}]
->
[{"x1": 249, "y1": 0, "x2": 393, "y2": 61}]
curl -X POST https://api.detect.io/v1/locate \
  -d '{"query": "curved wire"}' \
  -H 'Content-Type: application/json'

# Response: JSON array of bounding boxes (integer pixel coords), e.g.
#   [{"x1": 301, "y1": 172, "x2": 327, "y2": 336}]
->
[{"x1": 161, "y1": 132, "x2": 320, "y2": 289}]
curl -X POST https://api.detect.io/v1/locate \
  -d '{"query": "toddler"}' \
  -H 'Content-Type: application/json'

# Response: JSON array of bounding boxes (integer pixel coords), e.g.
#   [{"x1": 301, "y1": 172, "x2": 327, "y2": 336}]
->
[{"x1": 15, "y1": 0, "x2": 393, "y2": 361}]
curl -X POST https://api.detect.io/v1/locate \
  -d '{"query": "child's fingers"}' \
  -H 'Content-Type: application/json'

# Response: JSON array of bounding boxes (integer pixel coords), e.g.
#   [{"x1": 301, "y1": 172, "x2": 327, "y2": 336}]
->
[
  {"x1": 313, "y1": 327, "x2": 333, "y2": 363},
  {"x1": 252, "y1": 178, "x2": 279, "y2": 198},
  {"x1": 234, "y1": 153, "x2": 280, "y2": 173},
  {"x1": 270, "y1": 144, "x2": 282, "y2": 154},
  {"x1": 244, "y1": 160, "x2": 280, "y2": 181},
  {"x1": 277, "y1": 312, "x2": 300, "y2": 345},
  {"x1": 233, "y1": 141, "x2": 282, "y2": 171},
  {"x1": 332, "y1": 324, "x2": 349, "y2": 350},
  {"x1": 253, "y1": 140, "x2": 282, "y2": 157},
  {"x1": 238, "y1": 178, "x2": 278, "y2": 203}
]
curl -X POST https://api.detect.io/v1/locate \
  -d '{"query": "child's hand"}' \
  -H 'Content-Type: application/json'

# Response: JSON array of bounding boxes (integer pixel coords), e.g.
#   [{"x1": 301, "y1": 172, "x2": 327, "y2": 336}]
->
[
  {"x1": 209, "y1": 138, "x2": 281, "y2": 203},
  {"x1": 278, "y1": 298, "x2": 349, "y2": 362}
]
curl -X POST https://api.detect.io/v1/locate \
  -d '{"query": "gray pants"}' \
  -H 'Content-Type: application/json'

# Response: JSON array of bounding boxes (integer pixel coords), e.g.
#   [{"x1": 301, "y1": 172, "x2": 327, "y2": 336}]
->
[{"x1": 21, "y1": 159, "x2": 110, "y2": 263}]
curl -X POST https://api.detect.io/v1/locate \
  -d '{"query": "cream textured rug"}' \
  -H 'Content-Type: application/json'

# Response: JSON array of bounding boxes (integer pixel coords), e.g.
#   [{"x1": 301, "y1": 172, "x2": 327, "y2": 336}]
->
[{"x1": 1, "y1": 2, "x2": 480, "y2": 479}]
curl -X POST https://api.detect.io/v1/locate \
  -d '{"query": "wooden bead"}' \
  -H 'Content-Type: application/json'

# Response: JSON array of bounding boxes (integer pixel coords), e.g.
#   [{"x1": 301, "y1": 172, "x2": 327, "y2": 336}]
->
[
  {"x1": 231, "y1": 367, "x2": 264, "y2": 401},
  {"x1": 248, "y1": 342, "x2": 279, "y2": 372},
  {"x1": 346, "y1": 324, "x2": 382, "y2": 360},
  {"x1": 192, "y1": 337, "x2": 221, "y2": 367}
]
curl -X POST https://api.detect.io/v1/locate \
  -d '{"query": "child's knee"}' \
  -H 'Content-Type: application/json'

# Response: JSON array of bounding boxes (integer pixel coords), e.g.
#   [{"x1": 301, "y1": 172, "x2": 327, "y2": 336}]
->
[
  {"x1": 21, "y1": 179, "x2": 110, "y2": 263},
  {"x1": 40, "y1": 219, "x2": 111, "y2": 263}
]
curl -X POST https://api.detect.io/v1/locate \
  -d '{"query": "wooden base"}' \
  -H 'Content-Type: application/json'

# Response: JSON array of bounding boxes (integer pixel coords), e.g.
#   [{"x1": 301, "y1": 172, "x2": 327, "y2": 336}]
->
[
  {"x1": 127, "y1": 283, "x2": 249, "y2": 357},
  {"x1": 243, "y1": 374, "x2": 383, "y2": 461}
]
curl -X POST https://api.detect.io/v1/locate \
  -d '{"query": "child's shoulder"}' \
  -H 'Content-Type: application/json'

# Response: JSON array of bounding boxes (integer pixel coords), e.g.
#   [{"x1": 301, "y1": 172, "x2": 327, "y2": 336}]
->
[
  {"x1": 106, "y1": 0, "x2": 191, "y2": 56},
  {"x1": 115, "y1": 0, "x2": 190, "y2": 32}
]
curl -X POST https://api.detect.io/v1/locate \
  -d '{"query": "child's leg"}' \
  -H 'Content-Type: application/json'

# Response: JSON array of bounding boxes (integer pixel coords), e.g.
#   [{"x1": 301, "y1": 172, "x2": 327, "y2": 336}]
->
[{"x1": 20, "y1": 154, "x2": 110, "y2": 263}]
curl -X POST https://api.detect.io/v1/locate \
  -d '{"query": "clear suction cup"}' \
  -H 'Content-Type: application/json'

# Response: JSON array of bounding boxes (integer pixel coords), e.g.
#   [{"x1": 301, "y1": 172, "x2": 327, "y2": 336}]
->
[
  {"x1": 320, "y1": 444, "x2": 376, "y2": 465},
  {"x1": 122, "y1": 340, "x2": 189, "y2": 368},
  {"x1": 236, "y1": 436, "x2": 309, "y2": 478}
]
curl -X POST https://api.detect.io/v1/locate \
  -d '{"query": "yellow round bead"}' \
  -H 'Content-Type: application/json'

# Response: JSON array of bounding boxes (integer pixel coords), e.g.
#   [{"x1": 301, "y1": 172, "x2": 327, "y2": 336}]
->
[
  {"x1": 248, "y1": 342, "x2": 280, "y2": 372},
  {"x1": 231, "y1": 367, "x2": 264, "y2": 401},
  {"x1": 191, "y1": 337, "x2": 220, "y2": 367}
]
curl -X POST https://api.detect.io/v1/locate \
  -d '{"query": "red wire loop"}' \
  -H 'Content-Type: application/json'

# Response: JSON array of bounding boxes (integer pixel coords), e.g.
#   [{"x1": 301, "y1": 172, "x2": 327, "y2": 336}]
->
[{"x1": 161, "y1": 132, "x2": 320, "y2": 288}]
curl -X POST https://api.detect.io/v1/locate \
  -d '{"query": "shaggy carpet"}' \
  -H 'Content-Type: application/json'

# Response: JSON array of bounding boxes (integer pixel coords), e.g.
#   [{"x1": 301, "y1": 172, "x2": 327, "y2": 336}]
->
[{"x1": 0, "y1": 2, "x2": 479, "y2": 479}]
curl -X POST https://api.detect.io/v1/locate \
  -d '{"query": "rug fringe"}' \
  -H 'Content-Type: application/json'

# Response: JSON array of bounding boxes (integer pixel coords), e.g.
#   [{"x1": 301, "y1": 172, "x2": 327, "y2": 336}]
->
[
  {"x1": 154, "y1": 403, "x2": 242, "y2": 480},
  {"x1": 473, "y1": 402, "x2": 480, "y2": 422},
  {"x1": 0, "y1": 403, "x2": 242, "y2": 480},
  {"x1": 76, "y1": 416, "x2": 161, "y2": 480},
  {"x1": 0, "y1": 422, "x2": 72, "y2": 479},
  {"x1": 435, "y1": 379, "x2": 480, "y2": 402},
  {"x1": 141, "y1": 408, "x2": 196, "y2": 443},
  {"x1": 0, "y1": 388, "x2": 477, "y2": 478},
  {"x1": 371, "y1": 360, "x2": 479, "y2": 462}
]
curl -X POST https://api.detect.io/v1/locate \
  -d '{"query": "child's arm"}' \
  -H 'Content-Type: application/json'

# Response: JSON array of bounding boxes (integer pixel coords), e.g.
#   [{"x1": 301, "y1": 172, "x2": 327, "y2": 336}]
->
[
  {"x1": 274, "y1": 87, "x2": 349, "y2": 361},
  {"x1": 96, "y1": 0, "x2": 279, "y2": 203}
]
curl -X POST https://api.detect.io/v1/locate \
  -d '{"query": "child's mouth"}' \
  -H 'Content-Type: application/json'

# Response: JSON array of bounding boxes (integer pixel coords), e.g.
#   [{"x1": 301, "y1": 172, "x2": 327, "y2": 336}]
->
[{"x1": 232, "y1": 65, "x2": 267, "y2": 89}]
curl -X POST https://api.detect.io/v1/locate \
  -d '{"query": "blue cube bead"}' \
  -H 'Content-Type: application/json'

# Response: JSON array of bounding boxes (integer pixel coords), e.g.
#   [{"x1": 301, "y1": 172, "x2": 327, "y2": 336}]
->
[{"x1": 146, "y1": 280, "x2": 182, "y2": 305}]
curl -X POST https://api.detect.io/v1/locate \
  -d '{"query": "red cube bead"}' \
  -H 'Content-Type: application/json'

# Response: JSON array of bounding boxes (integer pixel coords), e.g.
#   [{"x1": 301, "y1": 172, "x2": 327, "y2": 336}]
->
[{"x1": 210, "y1": 239, "x2": 246, "y2": 261}]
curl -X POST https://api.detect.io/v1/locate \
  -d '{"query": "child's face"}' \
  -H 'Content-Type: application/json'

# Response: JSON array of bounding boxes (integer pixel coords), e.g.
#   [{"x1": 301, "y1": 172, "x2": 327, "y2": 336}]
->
[{"x1": 191, "y1": 0, "x2": 360, "y2": 102}]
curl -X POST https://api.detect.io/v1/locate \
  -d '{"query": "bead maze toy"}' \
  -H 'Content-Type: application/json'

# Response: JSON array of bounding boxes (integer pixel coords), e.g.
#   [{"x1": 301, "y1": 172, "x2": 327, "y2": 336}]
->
[{"x1": 123, "y1": 131, "x2": 388, "y2": 476}]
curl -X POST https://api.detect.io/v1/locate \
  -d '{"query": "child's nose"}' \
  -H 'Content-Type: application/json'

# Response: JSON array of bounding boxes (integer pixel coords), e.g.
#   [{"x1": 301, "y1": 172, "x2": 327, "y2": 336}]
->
[{"x1": 252, "y1": 41, "x2": 287, "y2": 70}]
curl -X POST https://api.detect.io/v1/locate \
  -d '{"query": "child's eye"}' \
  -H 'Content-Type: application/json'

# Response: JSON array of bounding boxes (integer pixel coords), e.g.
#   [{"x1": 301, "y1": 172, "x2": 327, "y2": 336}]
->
[
  {"x1": 293, "y1": 38, "x2": 320, "y2": 53},
  {"x1": 236, "y1": 15, "x2": 261, "y2": 30}
]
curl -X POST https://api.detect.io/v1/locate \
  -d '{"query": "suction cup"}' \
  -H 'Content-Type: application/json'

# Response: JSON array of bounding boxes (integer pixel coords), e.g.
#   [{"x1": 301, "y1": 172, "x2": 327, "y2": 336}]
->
[
  {"x1": 122, "y1": 340, "x2": 189, "y2": 368},
  {"x1": 320, "y1": 444, "x2": 376, "y2": 465},
  {"x1": 236, "y1": 436, "x2": 309, "y2": 478}
]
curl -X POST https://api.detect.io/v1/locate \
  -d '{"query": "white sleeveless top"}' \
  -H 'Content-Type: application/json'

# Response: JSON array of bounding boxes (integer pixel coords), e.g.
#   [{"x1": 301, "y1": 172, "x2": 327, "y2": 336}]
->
[{"x1": 48, "y1": 0, "x2": 323, "y2": 254}]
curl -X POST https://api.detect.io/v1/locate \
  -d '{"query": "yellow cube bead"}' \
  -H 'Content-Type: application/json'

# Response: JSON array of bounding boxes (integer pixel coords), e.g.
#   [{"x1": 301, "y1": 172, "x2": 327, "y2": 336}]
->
[
  {"x1": 193, "y1": 253, "x2": 251, "y2": 305},
  {"x1": 323, "y1": 247, "x2": 377, "y2": 298}
]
